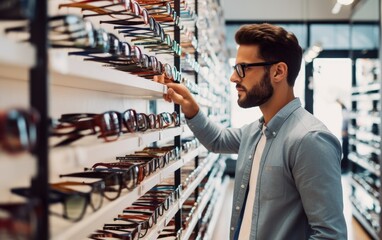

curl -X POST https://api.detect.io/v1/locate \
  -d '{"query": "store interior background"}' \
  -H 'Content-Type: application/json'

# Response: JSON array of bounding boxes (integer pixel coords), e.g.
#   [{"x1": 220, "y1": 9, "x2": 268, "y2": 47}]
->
[
  {"x1": 0, "y1": 0, "x2": 379, "y2": 239},
  {"x1": 213, "y1": 0, "x2": 380, "y2": 239}
]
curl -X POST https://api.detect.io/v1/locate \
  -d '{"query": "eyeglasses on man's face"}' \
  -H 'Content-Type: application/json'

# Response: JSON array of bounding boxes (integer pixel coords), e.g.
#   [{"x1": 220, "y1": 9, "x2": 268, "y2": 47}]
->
[{"x1": 233, "y1": 61, "x2": 280, "y2": 78}]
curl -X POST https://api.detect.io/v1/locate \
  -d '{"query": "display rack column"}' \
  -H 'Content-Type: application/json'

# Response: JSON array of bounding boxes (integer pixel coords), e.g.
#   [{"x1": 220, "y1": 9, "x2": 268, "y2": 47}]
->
[
  {"x1": 173, "y1": 0, "x2": 182, "y2": 232},
  {"x1": 29, "y1": 0, "x2": 49, "y2": 238},
  {"x1": 379, "y1": 0, "x2": 382, "y2": 237}
]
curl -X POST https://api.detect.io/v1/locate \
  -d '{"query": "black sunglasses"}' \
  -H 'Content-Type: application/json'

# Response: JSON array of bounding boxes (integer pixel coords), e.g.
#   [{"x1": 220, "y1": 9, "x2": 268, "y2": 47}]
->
[
  {"x1": 103, "y1": 221, "x2": 144, "y2": 239},
  {"x1": 11, "y1": 185, "x2": 98, "y2": 222},
  {"x1": 0, "y1": 0, "x2": 33, "y2": 20},
  {"x1": 60, "y1": 166, "x2": 139, "y2": 201},
  {"x1": 0, "y1": 108, "x2": 39, "y2": 154},
  {"x1": 50, "y1": 109, "x2": 139, "y2": 146},
  {"x1": 0, "y1": 201, "x2": 38, "y2": 239}
]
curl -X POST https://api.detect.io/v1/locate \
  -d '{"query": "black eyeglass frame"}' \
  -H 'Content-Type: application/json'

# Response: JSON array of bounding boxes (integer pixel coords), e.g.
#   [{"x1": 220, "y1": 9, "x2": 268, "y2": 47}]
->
[{"x1": 233, "y1": 61, "x2": 280, "y2": 78}]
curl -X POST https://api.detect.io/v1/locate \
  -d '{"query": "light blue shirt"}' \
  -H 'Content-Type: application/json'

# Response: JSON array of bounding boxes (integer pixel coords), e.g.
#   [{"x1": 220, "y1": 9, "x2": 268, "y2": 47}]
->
[{"x1": 187, "y1": 98, "x2": 347, "y2": 240}]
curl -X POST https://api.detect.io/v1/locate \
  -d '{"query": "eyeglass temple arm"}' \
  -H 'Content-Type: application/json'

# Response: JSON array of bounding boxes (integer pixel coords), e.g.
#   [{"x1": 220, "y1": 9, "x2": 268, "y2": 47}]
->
[{"x1": 100, "y1": 19, "x2": 144, "y2": 25}]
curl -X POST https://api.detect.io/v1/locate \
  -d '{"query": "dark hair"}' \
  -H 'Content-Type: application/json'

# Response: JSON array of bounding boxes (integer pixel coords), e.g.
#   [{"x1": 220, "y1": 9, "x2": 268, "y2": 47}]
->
[{"x1": 235, "y1": 23, "x2": 302, "y2": 86}]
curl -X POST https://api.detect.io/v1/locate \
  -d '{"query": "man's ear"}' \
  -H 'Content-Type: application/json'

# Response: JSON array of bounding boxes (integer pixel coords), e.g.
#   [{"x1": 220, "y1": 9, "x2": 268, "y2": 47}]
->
[{"x1": 272, "y1": 62, "x2": 288, "y2": 82}]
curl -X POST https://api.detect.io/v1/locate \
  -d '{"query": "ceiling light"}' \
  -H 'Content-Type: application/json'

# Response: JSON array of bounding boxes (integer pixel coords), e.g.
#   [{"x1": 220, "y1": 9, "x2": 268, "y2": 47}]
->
[
  {"x1": 331, "y1": 2, "x2": 342, "y2": 14},
  {"x1": 337, "y1": 0, "x2": 354, "y2": 5},
  {"x1": 303, "y1": 42, "x2": 323, "y2": 64}
]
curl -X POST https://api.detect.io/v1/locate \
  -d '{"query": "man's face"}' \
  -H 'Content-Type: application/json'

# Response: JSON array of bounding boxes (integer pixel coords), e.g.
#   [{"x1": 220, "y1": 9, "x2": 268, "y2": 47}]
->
[{"x1": 230, "y1": 45, "x2": 274, "y2": 108}]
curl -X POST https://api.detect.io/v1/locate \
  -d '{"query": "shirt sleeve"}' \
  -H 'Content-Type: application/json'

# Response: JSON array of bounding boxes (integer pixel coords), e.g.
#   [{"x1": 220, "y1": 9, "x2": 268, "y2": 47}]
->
[
  {"x1": 186, "y1": 110, "x2": 242, "y2": 154},
  {"x1": 292, "y1": 130, "x2": 347, "y2": 240}
]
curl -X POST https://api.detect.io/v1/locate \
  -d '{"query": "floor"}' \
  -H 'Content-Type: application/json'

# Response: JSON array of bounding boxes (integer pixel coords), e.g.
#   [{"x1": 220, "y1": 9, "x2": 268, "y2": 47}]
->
[{"x1": 212, "y1": 176, "x2": 375, "y2": 240}]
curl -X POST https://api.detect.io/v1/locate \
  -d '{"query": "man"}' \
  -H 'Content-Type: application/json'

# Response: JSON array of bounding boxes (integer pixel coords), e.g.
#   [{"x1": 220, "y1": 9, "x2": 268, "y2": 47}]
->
[{"x1": 163, "y1": 24, "x2": 347, "y2": 240}]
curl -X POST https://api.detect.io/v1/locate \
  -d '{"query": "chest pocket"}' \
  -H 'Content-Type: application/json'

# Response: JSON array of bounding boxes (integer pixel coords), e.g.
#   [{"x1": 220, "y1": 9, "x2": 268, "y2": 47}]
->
[{"x1": 261, "y1": 166, "x2": 285, "y2": 200}]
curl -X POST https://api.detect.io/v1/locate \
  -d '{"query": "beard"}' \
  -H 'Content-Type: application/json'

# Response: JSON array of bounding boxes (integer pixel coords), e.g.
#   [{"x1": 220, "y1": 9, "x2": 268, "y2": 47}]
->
[{"x1": 237, "y1": 71, "x2": 273, "y2": 108}]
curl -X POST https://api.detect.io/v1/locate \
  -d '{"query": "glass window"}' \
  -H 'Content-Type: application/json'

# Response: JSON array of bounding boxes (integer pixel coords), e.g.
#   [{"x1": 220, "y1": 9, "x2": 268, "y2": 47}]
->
[
  {"x1": 278, "y1": 24, "x2": 307, "y2": 49},
  {"x1": 351, "y1": 24, "x2": 379, "y2": 50},
  {"x1": 310, "y1": 24, "x2": 351, "y2": 50}
]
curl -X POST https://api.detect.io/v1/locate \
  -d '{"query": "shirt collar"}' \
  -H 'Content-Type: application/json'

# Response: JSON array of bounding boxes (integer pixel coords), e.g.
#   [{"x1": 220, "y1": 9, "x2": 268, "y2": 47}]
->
[{"x1": 258, "y1": 98, "x2": 302, "y2": 138}]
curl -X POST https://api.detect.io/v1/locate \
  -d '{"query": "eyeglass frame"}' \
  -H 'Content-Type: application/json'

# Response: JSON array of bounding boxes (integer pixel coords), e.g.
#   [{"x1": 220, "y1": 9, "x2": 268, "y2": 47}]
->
[{"x1": 233, "y1": 61, "x2": 280, "y2": 78}]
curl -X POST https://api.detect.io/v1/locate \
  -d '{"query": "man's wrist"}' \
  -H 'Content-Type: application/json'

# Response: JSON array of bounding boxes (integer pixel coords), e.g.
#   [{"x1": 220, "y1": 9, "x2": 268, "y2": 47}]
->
[{"x1": 184, "y1": 105, "x2": 199, "y2": 119}]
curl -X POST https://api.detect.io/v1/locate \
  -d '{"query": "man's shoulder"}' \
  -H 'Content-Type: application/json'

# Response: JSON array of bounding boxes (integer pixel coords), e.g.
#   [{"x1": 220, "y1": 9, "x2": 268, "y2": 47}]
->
[{"x1": 290, "y1": 107, "x2": 331, "y2": 133}]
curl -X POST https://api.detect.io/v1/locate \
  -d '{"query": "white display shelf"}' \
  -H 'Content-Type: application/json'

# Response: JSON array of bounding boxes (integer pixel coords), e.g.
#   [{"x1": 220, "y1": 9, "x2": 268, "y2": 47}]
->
[
  {"x1": 349, "y1": 128, "x2": 380, "y2": 144},
  {"x1": 50, "y1": 51, "x2": 167, "y2": 98},
  {"x1": 0, "y1": 35, "x2": 35, "y2": 68},
  {"x1": 351, "y1": 202, "x2": 379, "y2": 240},
  {"x1": 351, "y1": 92, "x2": 380, "y2": 101},
  {"x1": 50, "y1": 127, "x2": 184, "y2": 176},
  {"x1": 352, "y1": 83, "x2": 380, "y2": 94},
  {"x1": 349, "y1": 178, "x2": 379, "y2": 204},
  {"x1": 181, "y1": 179, "x2": 218, "y2": 240},
  {"x1": 145, "y1": 153, "x2": 220, "y2": 240},
  {"x1": 0, "y1": 153, "x2": 37, "y2": 202},
  {"x1": 348, "y1": 153, "x2": 380, "y2": 177},
  {"x1": 158, "y1": 147, "x2": 201, "y2": 182},
  {"x1": 0, "y1": 48, "x2": 167, "y2": 97},
  {"x1": 51, "y1": 148, "x2": 205, "y2": 240},
  {"x1": 180, "y1": 154, "x2": 219, "y2": 207},
  {"x1": 144, "y1": 197, "x2": 182, "y2": 240},
  {"x1": 349, "y1": 138, "x2": 380, "y2": 154},
  {"x1": 203, "y1": 176, "x2": 230, "y2": 240},
  {"x1": 349, "y1": 112, "x2": 380, "y2": 124}
]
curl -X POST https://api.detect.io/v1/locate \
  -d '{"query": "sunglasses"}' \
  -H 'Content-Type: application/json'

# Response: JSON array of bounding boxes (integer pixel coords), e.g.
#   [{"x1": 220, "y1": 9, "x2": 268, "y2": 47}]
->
[
  {"x1": 83, "y1": 43, "x2": 143, "y2": 67},
  {"x1": 0, "y1": 201, "x2": 37, "y2": 239},
  {"x1": 107, "y1": 218, "x2": 149, "y2": 238},
  {"x1": 92, "y1": 161, "x2": 148, "y2": 184},
  {"x1": 115, "y1": 17, "x2": 166, "y2": 40},
  {"x1": 181, "y1": 137, "x2": 199, "y2": 153},
  {"x1": 108, "y1": 57, "x2": 163, "y2": 79},
  {"x1": 89, "y1": 228, "x2": 140, "y2": 240},
  {"x1": 68, "y1": 30, "x2": 125, "y2": 57},
  {"x1": 51, "y1": 180, "x2": 106, "y2": 211},
  {"x1": 117, "y1": 154, "x2": 165, "y2": 174},
  {"x1": 61, "y1": 166, "x2": 139, "y2": 200},
  {"x1": 11, "y1": 185, "x2": 99, "y2": 222},
  {"x1": 135, "y1": 186, "x2": 181, "y2": 209},
  {"x1": 138, "y1": 145, "x2": 181, "y2": 162},
  {"x1": 50, "y1": 109, "x2": 138, "y2": 146},
  {"x1": 133, "y1": 34, "x2": 182, "y2": 56},
  {"x1": 5, "y1": 15, "x2": 99, "y2": 49},
  {"x1": 117, "y1": 209, "x2": 157, "y2": 228},
  {"x1": 59, "y1": 1, "x2": 133, "y2": 19},
  {"x1": 102, "y1": 222, "x2": 143, "y2": 240},
  {"x1": 158, "y1": 228, "x2": 182, "y2": 240},
  {"x1": 0, "y1": 0, "x2": 33, "y2": 20},
  {"x1": 0, "y1": 108, "x2": 39, "y2": 154}
]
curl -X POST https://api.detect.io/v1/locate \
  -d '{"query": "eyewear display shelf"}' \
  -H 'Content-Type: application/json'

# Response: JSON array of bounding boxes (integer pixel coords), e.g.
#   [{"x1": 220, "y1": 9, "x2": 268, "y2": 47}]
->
[
  {"x1": 52, "y1": 150, "x2": 217, "y2": 240},
  {"x1": 0, "y1": 0, "x2": 48, "y2": 237},
  {"x1": 0, "y1": 0, "x2": 232, "y2": 239},
  {"x1": 349, "y1": 58, "x2": 380, "y2": 240},
  {"x1": 0, "y1": 36, "x2": 37, "y2": 197}
]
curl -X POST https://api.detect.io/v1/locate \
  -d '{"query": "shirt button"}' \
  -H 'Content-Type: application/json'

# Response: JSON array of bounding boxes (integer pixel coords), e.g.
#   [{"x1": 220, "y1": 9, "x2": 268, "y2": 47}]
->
[
  {"x1": 248, "y1": 155, "x2": 252, "y2": 159},
  {"x1": 272, "y1": 131, "x2": 276, "y2": 136},
  {"x1": 236, "y1": 206, "x2": 240, "y2": 210},
  {"x1": 231, "y1": 227, "x2": 235, "y2": 231},
  {"x1": 241, "y1": 184, "x2": 245, "y2": 188}
]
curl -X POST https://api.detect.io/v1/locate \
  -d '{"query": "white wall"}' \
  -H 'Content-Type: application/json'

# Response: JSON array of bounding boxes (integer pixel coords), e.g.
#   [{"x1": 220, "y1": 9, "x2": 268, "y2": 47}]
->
[{"x1": 220, "y1": 0, "x2": 376, "y2": 21}]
